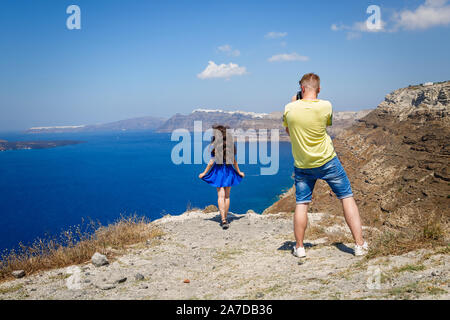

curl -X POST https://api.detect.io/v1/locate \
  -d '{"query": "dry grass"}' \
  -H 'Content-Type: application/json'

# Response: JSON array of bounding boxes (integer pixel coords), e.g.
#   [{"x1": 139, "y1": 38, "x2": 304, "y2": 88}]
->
[
  {"x1": 0, "y1": 283, "x2": 23, "y2": 294},
  {"x1": 366, "y1": 223, "x2": 447, "y2": 259},
  {"x1": 304, "y1": 225, "x2": 326, "y2": 240},
  {"x1": 392, "y1": 264, "x2": 426, "y2": 273},
  {"x1": 386, "y1": 281, "x2": 447, "y2": 299},
  {"x1": 358, "y1": 208, "x2": 448, "y2": 259},
  {"x1": 0, "y1": 215, "x2": 163, "y2": 282},
  {"x1": 324, "y1": 230, "x2": 354, "y2": 245},
  {"x1": 423, "y1": 218, "x2": 445, "y2": 241},
  {"x1": 185, "y1": 201, "x2": 202, "y2": 213},
  {"x1": 269, "y1": 203, "x2": 448, "y2": 259}
]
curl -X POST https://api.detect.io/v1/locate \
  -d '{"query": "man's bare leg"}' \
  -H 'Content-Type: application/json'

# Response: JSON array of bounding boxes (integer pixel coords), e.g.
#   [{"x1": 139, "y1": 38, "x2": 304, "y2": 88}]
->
[
  {"x1": 294, "y1": 203, "x2": 309, "y2": 248},
  {"x1": 341, "y1": 197, "x2": 364, "y2": 246}
]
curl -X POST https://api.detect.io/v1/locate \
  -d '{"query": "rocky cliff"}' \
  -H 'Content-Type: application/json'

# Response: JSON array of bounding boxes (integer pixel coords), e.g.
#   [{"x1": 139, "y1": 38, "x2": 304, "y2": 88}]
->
[
  {"x1": 265, "y1": 81, "x2": 450, "y2": 235},
  {"x1": 25, "y1": 108, "x2": 369, "y2": 139},
  {"x1": 157, "y1": 109, "x2": 371, "y2": 141},
  {"x1": 157, "y1": 109, "x2": 270, "y2": 132}
]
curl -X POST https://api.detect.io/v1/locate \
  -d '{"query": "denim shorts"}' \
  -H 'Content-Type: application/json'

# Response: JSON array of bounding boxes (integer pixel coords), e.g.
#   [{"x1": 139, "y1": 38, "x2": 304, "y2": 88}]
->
[{"x1": 294, "y1": 156, "x2": 353, "y2": 204}]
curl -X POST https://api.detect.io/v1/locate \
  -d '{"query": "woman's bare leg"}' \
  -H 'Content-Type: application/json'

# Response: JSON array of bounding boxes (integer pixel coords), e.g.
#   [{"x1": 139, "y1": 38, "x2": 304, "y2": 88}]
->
[
  {"x1": 217, "y1": 187, "x2": 226, "y2": 222},
  {"x1": 224, "y1": 187, "x2": 231, "y2": 220}
]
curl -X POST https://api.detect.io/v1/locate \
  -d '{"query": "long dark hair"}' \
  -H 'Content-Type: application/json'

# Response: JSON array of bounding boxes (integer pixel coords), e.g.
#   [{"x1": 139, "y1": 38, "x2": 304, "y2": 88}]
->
[{"x1": 211, "y1": 125, "x2": 235, "y2": 165}]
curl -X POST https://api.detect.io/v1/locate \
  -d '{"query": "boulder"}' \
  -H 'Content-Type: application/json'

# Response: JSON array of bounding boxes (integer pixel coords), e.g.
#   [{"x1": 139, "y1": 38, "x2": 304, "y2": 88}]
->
[
  {"x1": 134, "y1": 273, "x2": 145, "y2": 281},
  {"x1": 12, "y1": 270, "x2": 25, "y2": 278},
  {"x1": 91, "y1": 252, "x2": 109, "y2": 267}
]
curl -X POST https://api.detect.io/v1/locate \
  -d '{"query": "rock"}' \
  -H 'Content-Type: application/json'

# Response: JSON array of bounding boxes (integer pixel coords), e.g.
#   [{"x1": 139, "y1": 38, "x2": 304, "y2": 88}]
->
[
  {"x1": 96, "y1": 283, "x2": 116, "y2": 290},
  {"x1": 246, "y1": 209, "x2": 257, "y2": 214},
  {"x1": 65, "y1": 266, "x2": 83, "y2": 290},
  {"x1": 255, "y1": 292, "x2": 264, "y2": 298},
  {"x1": 135, "y1": 273, "x2": 145, "y2": 281},
  {"x1": 113, "y1": 276, "x2": 127, "y2": 284},
  {"x1": 91, "y1": 252, "x2": 109, "y2": 267},
  {"x1": 203, "y1": 205, "x2": 218, "y2": 213},
  {"x1": 12, "y1": 270, "x2": 25, "y2": 278}
]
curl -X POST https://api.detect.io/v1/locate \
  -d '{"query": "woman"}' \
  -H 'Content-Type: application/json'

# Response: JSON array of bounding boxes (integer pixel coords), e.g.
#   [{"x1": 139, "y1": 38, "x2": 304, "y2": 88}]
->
[{"x1": 198, "y1": 125, "x2": 245, "y2": 229}]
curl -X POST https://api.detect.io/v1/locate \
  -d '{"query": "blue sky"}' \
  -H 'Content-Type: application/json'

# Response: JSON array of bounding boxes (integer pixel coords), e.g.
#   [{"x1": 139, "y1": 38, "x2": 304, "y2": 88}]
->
[{"x1": 0, "y1": 0, "x2": 449, "y2": 131}]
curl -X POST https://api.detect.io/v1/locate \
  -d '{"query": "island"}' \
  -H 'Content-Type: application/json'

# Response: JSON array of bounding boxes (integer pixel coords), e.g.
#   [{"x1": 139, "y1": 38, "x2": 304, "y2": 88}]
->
[{"x1": 0, "y1": 140, "x2": 85, "y2": 151}]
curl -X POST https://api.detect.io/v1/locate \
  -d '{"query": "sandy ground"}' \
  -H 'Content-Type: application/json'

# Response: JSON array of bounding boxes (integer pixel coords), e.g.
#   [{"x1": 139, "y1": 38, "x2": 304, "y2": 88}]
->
[{"x1": 0, "y1": 211, "x2": 448, "y2": 300}]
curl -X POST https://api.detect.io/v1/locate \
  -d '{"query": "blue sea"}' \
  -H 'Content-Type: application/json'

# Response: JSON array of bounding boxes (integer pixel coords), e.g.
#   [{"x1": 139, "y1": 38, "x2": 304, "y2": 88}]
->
[{"x1": 0, "y1": 131, "x2": 294, "y2": 251}]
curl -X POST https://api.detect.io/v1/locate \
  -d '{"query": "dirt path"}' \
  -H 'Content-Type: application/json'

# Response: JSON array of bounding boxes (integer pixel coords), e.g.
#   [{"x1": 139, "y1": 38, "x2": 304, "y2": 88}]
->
[{"x1": 1, "y1": 211, "x2": 448, "y2": 300}]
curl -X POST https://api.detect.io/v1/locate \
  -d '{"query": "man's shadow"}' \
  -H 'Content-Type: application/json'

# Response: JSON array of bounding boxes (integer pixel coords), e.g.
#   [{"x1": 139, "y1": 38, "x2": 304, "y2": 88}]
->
[
  {"x1": 332, "y1": 242, "x2": 354, "y2": 255},
  {"x1": 277, "y1": 241, "x2": 316, "y2": 251},
  {"x1": 277, "y1": 241, "x2": 354, "y2": 255}
]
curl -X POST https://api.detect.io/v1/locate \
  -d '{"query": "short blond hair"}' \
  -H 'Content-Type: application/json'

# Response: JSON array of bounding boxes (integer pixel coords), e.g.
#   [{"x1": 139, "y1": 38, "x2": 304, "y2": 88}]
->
[{"x1": 300, "y1": 73, "x2": 320, "y2": 93}]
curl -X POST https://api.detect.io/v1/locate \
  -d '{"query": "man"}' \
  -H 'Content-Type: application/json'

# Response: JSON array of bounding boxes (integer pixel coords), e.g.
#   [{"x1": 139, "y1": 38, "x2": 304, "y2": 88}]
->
[{"x1": 283, "y1": 73, "x2": 368, "y2": 257}]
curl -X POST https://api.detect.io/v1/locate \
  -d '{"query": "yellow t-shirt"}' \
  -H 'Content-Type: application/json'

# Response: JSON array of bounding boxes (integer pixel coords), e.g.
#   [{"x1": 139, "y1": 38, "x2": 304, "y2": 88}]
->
[{"x1": 283, "y1": 99, "x2": 336, "y2": 169}]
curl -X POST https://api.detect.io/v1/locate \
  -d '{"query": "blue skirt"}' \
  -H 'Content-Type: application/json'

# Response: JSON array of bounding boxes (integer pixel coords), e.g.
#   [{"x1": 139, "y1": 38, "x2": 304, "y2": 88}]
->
[{"x1": 202, "y1": 163, "x2": 243, "y2": 188}]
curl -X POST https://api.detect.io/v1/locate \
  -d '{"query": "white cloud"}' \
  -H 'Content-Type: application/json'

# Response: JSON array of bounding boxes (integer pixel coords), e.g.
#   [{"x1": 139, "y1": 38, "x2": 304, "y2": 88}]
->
[
  {"x1": 265, "y1": 31, "x2": 288, "y2": 39},
  {"x1": 197, "y1": 61, "x2": 248, "y2": 80},
  {"x1": 217, "y1": 44, "x2": 241, "y2": 57},
  {"x1": 331, "y1": 19, "x2": 387, "y2": 38},
  {"x1": 331, "y1": 24, "x2": 340, "y2": 31},
  {"x1": 394, "y1": 0, "x2": 450, "y2": 30},
  {"x1": 268, "y1": 53, "x2": 309, "y2": 62},
  {"x1": 354, "y1": 20, "x2": 387, "y2": 32}
]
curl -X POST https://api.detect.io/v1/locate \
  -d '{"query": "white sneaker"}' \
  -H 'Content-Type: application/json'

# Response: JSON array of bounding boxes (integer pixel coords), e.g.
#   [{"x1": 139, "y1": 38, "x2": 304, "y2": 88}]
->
[
  {"x1": 293, "y1": 246, "x2": 306, "y2": 258},
  {"x1": 354, "y1": 241, "x2": 369, "y2": 256}
]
